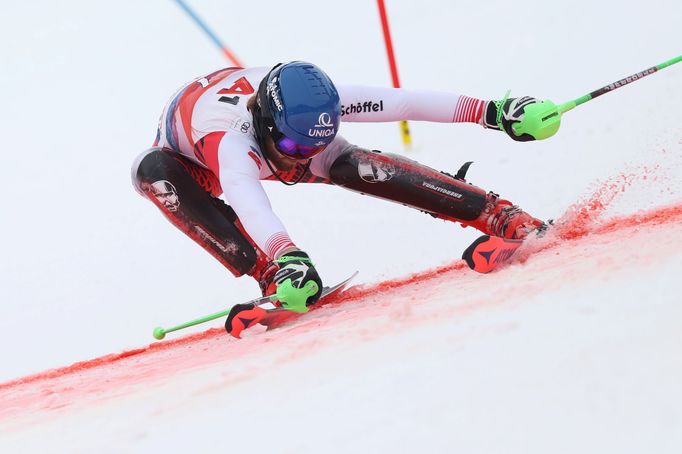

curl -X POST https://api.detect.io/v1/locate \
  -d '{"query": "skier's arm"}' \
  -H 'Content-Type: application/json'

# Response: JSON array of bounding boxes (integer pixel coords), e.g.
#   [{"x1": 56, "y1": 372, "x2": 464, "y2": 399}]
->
[
  {"x1": 217, "y1": 143, "x2": 295, "y2": 260},
  {"x1": 221, "y1": 172, "x2": 296, "y2": 259},
  {"x1": 337, "y1": 85, "x2": 557, "y2": 142},
  {"x1": 337, "y1": 84, "x2": 484, "y2": 124},
  {"x1": 217, "y1": 139, "x2": 323, "y2": 310}
]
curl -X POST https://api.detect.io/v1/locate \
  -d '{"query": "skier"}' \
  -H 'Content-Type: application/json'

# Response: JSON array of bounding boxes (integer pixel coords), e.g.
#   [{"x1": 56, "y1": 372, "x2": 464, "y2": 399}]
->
[{"x1": 131, "y1": 61, "x2": 554, "y2": 336}]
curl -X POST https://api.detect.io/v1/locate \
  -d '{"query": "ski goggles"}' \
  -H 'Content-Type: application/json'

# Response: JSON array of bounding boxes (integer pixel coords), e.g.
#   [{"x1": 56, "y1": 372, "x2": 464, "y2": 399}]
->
[
  {"x1": 253, "y1": 80, "x2": 328, "y2": 160},
  {"x1": 252, "y1": 105, "x2": 327, "y2": 160},
  {"x1": 268, "y1": 123, "x2": 327, "y2": 159}
]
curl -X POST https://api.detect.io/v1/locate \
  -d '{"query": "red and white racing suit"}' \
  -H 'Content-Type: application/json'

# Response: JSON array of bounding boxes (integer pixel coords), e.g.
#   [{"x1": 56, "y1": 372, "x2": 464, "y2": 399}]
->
[{"x1": 150, "y1": 66, "x2": 485, "y2": 259}]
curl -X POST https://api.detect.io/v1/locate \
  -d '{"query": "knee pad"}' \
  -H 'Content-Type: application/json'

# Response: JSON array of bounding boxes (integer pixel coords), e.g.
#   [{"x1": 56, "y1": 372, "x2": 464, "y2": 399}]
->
[
  {"x1": 329, "y1": 148, "x2": 487, "y2": 221},
  {"x1": 132, "y1": 147, "x2": 222, "y2": 197},
  {"x1": 131, "y1": 147, "x2": 163, "y2": 196}
]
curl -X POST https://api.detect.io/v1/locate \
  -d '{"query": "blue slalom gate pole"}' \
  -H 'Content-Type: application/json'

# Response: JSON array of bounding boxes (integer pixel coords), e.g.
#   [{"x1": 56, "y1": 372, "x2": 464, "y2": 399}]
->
[{"x1": 172, "y1": 0, "x2": 244, "y2": 66}]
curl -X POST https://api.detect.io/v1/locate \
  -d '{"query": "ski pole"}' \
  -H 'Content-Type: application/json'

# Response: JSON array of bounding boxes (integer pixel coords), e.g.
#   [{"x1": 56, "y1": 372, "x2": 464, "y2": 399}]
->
[
  {"x1": 172, "y1": 0, "x2": 244, "y2": 67},
  {"x1": 152, "y1": 294, "x2": 271, "y2": 340},
  {"x1": 513, "y1": 55, "x2": 682, "y2": 140},
  {"x1": 152, "y1": 279, "x2": 320, "y2": 340},
  {"x1": 558, "y1": 55, "x2": 682, "y2": 113}
]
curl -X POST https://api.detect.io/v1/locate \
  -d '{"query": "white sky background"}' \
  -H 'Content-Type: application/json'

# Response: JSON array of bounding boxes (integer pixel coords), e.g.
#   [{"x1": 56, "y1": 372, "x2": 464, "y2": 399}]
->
[{"x1": 1, "y1": 0, "x2": 681, "y2": 382}]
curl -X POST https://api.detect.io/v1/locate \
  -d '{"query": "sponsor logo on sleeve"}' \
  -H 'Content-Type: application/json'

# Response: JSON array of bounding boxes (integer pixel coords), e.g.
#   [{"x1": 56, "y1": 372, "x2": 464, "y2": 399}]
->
[
  {"x1": 341, "y1": 100, "x2": 384, "y2": 116},
  {"x1": 231, "y1": 119, "x2": 252, "y2": 134}
]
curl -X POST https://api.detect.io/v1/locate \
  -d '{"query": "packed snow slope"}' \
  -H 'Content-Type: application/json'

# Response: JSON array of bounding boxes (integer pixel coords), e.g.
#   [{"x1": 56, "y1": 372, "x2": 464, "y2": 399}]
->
[
  {"x1": 2, "y1": 0, "x2": 681, "y2": 382},
  {"x1": 2, "y1": 170, "x2": 682, "y2": 453},
  {"x1": 2, "y1": 0, "x2": 682, "y2": 452}
]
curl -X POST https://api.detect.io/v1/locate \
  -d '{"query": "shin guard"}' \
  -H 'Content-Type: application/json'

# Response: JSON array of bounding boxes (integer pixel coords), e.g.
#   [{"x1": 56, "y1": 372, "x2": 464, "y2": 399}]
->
[{"x1": 329, "y1": 148, "x2": 488, "y2": 222}]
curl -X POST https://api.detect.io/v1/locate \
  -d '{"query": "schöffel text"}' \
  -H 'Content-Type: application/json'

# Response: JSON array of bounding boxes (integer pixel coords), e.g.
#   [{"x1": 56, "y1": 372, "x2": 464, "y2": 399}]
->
[{"x1": 341, "y1": 100, "x2": 384, "y2": 116}]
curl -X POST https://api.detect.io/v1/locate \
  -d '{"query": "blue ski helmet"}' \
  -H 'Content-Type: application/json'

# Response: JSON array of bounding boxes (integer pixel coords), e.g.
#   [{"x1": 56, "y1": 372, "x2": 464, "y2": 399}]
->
[{"x1": 253, "y1": 61, "x2": 340, "y2": 160}]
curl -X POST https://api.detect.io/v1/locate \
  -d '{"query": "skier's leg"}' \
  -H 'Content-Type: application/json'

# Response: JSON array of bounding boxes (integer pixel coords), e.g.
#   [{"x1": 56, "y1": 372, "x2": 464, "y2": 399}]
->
[
  {"x1": 131, "y1": 147, "x2": 276, "y2": 289},
  {"x1": 328, "y1": 147, "x2": 544, "y2": 239}
]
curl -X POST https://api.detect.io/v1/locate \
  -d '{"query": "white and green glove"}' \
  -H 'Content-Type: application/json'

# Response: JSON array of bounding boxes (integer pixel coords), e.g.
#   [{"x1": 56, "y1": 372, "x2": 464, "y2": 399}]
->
[
  {"x1": 273, "y1": 249, "x2": 322, "y2": 313},
  {"x1": 482, "y1": 95, "x2": 561, "y2": 142}
]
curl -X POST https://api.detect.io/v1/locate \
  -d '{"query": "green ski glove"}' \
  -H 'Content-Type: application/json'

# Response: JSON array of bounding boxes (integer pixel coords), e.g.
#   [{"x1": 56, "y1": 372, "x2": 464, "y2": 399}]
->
[
  {"x1": 481, "y1": 94, "x2": 561, "y2": 141},
  {"x1": 273, "y1": 250, "x2": 322, "y2": 313}
]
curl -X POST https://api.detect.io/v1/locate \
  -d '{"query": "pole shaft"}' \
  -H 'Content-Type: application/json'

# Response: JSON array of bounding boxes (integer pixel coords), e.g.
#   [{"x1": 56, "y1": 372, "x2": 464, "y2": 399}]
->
[
  {"x1": 562, "y1": 55, "x2": 682, "y2": 112},
  {"x1": 161, "y1": 295, "x2": 271, "y2": 334},
  {"x1": 163, "y1": 309, "x2": 231, "y2": 334}
]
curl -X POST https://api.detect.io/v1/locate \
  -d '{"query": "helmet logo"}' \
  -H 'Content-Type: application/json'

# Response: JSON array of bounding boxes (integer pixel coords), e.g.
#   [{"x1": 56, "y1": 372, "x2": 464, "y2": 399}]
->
[
  {"x1": 309, "y1": 112, "x2": 336, "y2": 138},
  {"x1": 314, "y1": 113, "x2": 334, "y2": 128},
  {"x1": 267, "y1": 76, "x2": 284, "y2": 112}
]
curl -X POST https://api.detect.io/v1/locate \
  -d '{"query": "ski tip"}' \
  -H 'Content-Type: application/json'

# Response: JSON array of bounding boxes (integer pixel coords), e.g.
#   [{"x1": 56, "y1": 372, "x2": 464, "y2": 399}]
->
[
  {"x1": 462, "y1": 235, "x2": 491, "y2": 270},
  {"x1": 462, "y1": 235, "x2": 524, "y2": 274}
]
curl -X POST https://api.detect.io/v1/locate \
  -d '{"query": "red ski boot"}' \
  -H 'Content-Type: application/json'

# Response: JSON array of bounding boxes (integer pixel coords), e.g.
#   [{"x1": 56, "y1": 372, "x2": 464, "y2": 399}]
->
[
  {"x1": 463, "y1": 192, "x2": 547, "y2": 273},
  {"x1": 469, "y1": 192, "x2": 546, "y2": 240}
]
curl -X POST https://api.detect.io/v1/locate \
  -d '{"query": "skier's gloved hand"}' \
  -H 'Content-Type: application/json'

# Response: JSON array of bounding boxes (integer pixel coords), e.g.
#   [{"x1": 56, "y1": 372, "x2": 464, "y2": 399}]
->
[
  {"x1": 273, "y1": 249, "x2": 322, "y2": 313},
  {"x1": 481, "y1": 95, "x2": 560, "y2": 142}
]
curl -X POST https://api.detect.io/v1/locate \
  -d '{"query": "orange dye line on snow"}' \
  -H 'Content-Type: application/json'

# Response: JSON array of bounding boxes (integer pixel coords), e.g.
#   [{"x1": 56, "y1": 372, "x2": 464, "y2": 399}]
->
[
  {"x1": 0, "y1": 260, "x2": 473, "y2": 421},
  {"x1": 2, "y1": 160, "x2": 681, "y2": 421},
  {"x1": 3, "y1": 201, "x2": 681, "y2": 377},
  {"x1": 0, "y1": 261, "x2": 467, "y2": 395}
]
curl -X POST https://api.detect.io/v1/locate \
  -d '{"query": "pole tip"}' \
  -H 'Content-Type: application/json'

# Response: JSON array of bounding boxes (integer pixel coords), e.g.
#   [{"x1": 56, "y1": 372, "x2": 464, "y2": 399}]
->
[{"x1": 153, "y1": 327, "x2": 166, "y2": 340}]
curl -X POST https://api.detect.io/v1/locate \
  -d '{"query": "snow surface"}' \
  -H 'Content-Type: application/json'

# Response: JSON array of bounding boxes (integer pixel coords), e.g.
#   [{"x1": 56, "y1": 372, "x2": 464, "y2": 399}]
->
[{"x1": 1, "y1": 0, "x2": 682, "y2": 452}]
